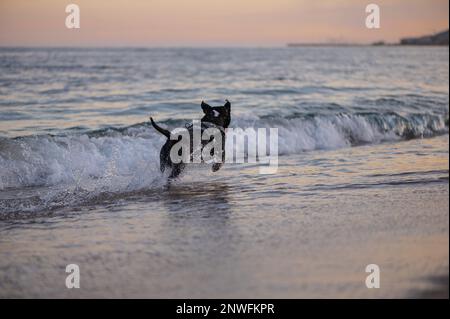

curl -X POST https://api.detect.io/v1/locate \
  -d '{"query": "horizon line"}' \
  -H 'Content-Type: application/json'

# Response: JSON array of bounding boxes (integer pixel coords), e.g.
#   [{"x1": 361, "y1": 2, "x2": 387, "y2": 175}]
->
[{"x1": 1, "y1": 43, "x2": 448, "y2": 49}]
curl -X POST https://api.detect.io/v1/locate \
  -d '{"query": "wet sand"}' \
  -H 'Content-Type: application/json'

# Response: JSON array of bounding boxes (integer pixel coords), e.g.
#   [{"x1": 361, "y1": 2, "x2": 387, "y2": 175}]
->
[{"x1": 0, "y1": 136, "x2": 448, "y2": 298}]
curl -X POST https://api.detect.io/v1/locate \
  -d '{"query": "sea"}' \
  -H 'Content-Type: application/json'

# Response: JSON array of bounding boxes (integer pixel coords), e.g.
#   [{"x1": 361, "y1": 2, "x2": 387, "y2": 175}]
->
[{"x1": 0, "y1": 46, "x2": 448, "y2": 298}]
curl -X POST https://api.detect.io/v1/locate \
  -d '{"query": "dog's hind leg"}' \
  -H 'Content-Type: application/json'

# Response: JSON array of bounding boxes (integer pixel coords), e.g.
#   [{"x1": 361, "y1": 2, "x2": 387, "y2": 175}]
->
[
  {"x1": 212, "y1": 163, "x2": 222, "y2": 172},
  {"x1": 159, "y1": 143, "x2": 173, "y2": 173},
  {"x1": 160, "y1": 156, "x2": 166, "y2": 173},
  {"x1": 169, "y1": 163, "x2": 185, "y2": 179}
]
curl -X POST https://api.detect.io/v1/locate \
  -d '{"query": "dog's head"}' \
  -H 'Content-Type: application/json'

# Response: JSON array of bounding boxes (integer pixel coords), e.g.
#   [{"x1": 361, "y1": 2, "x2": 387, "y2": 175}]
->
[{"x1": 200, "y1": 100, "x2": 231, "y2": 128}]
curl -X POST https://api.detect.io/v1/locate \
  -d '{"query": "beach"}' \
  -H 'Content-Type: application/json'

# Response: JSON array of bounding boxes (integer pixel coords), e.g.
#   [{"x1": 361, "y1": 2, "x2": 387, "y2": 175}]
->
[
  {"x1": 0, "y1": 135, "x2": 448, "y2": 298},
  {"x1": 0, "y1": 46, "x2": 448, "y2": 298}
]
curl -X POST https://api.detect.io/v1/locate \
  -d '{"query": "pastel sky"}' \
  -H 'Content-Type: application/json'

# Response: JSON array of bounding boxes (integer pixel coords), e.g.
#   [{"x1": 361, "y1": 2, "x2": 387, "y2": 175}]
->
[{"x1": 0, "y1": 0, "x2": 448, "y2": 46}]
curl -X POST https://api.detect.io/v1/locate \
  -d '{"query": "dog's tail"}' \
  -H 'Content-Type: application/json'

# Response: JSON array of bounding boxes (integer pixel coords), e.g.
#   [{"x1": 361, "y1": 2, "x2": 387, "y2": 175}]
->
[{"x1": 150, "y1": 117, "x2": 170, "y2": 138}]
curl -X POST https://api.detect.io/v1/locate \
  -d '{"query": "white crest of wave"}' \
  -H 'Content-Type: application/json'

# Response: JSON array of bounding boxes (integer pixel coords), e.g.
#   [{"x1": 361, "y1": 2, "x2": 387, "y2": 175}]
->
[
  {"x1": 0, "y1": 134, "x2": 163, "y2": 191},
  {"x1": 0, "y1": 111, "x2": 447, "y2": 213}
]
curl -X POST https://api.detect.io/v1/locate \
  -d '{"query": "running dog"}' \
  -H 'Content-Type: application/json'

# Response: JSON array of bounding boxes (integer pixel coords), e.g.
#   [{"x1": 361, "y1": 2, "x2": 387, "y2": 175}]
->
[{"x1": 150, "y1": 100, "x2": 231, "y2": 179}]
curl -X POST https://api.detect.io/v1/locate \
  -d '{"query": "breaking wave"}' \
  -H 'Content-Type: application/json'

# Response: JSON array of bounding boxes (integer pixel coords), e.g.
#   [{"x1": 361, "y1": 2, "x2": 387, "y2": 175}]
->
[
  {"x1": 1, "y1": 111, "x2": 448, "y2": 191},
  {"x1": 0, "y1": 111, "x2": 448, "y2": 214}
]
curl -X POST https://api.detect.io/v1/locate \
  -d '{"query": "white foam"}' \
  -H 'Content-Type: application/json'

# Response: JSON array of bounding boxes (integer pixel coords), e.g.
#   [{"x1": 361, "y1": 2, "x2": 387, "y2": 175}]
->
[
  {"x1": 0, "y1": 133, "x2": 163, "y2": 191},
  {"x1": 0, "y1": 112, "x2": 447, "y2": 200}
]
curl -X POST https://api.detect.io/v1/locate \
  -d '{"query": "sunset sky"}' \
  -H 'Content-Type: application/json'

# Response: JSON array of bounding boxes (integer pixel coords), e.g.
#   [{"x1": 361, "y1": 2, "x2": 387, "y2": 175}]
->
[{"x1": 0, "y1": 0, "x2": 448, "y2": 46}]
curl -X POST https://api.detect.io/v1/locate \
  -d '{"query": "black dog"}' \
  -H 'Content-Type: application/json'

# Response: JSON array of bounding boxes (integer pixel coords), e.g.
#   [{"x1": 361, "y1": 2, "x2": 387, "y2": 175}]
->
[{"x1": 150, "y1": 100, "x2": 231, "y2": 179}]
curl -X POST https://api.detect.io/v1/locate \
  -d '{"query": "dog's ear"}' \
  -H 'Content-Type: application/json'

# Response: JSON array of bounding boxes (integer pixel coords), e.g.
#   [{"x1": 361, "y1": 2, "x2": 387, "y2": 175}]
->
[
  {"x1": 201, "y1": 101, "x2": 212, "y2": 114},
  {"x1": 224, "y1": 100, "x2": 231, "y2": 110}
]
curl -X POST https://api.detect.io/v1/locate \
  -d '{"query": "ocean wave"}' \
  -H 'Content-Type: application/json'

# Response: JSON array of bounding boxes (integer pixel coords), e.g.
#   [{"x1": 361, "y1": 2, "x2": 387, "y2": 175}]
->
[
  {"x1": 0, "y1": 111, "x2": 448, "y2": 193},
  {"x1": 236, "y1": 111, "x2": 448, "y2": 154},
  {"x1": 0, "y1": 131, "x2": 166, "y2": 213}
]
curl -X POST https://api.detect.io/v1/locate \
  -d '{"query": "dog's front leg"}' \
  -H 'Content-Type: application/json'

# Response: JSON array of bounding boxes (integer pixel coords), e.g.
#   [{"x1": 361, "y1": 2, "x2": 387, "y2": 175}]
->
[{"x1": 212, "y1": 133, "x2": 225, "y2": 172}]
